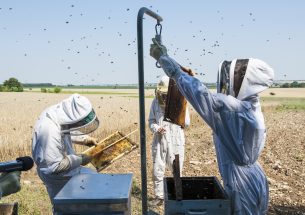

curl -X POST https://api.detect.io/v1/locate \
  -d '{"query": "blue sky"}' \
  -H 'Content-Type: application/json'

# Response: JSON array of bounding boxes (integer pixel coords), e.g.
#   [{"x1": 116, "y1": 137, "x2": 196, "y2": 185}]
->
[{"x1": 0, "y1": 1, "x2": 304, "y2": 85}]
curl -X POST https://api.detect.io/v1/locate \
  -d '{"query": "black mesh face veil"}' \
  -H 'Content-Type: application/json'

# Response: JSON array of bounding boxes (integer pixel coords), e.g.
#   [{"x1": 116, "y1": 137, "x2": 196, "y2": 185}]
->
[
  {"x1": 233, "y1": 59, "x2": 249, "y2": 97},
  {"x1": 219, "y1": 61, "x2": 232, "y2": 95},
  {"x1": 61, "y1": 109, "x2": 99, "y2": 135},
  {"x1": 156, "y1": 91, "x2": 167, "y2": 106}
]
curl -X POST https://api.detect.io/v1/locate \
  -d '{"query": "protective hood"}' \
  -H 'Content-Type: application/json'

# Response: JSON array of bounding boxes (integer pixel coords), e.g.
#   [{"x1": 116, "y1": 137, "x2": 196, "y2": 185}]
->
[
  {"x1": 156, "y1": 75, "x2": 169, "y2": 93},
  {"x1": 217, "y1": 58, "x2": 274, "y2": 100},
  {"x1": 54, "y1": 94, "x2": 99, "y2": 135}
]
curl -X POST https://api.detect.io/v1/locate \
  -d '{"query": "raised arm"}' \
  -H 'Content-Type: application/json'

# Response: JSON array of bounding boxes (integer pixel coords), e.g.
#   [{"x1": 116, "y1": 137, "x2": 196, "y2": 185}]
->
[
  {"x1": 150, "y1": 39, "x2": 223, "y2": 131},
  {"x1": 158, "y1": 55, "x2": 221, "y2": 131}
]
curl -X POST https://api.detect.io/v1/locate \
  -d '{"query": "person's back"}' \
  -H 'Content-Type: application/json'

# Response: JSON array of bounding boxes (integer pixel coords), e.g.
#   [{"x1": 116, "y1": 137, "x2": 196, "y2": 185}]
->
[
  {"x1": 211, "y1": 94, "x2": 268, "y2": 214},
  {"x1": 32, "y1": 104, "x2": 82, "y2": 202}
]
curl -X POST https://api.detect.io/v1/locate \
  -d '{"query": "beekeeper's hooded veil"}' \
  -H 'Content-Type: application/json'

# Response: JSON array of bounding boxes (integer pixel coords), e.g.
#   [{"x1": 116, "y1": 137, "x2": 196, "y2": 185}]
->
[
  {"x1": 32, "y1": 94, "x2": 99, "y2": 203},
  {"x1": 155, "y1": 75, "x2": 169, "y2": 107},
  {"x1": 58, "y1": 94, "x2": 99, "y2": 135},
  {"x1": 217, "y1": 58, "x2": 274, "y2": 100}
]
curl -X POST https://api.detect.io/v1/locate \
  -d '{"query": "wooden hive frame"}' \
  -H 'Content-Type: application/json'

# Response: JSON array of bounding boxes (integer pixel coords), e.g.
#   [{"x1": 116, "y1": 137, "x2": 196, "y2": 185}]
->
[{"x1": 83, "y1": 130, "x2": 138, "y2": 171}]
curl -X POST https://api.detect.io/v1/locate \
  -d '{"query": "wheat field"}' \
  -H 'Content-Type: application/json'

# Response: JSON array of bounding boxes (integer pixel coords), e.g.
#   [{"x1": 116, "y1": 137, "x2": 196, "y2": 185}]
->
[{"x1": 0, "y1": 91, "x2": 155, "y2": 160}]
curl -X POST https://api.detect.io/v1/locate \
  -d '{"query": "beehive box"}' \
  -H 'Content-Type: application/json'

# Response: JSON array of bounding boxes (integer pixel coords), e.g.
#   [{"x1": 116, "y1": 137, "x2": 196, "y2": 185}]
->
[
  {"x1": 164, "y1": 176, "x2": 231, "y2": 215},
  {"x1": 83, "y1": 131, "x2": 137, "y2": 171}
]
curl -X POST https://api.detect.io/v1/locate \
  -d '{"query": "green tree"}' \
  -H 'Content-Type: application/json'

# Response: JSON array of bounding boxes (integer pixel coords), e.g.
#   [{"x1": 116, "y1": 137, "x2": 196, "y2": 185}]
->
[
  {"x1": 290, "y1": 81, "x2": 299, "y2": 88},
  {"x1": 3, "y1": 77, "x2": 23, "y2": 92},
  {"x1": 298, "y1": 83, "x2": 305, "y2": 88},
  {"x1": 282, "y1": 83, "x2": 290, "y2": 88},
  {"x1": 53, "y1": 87, "x2": 62, "y2": 93}
]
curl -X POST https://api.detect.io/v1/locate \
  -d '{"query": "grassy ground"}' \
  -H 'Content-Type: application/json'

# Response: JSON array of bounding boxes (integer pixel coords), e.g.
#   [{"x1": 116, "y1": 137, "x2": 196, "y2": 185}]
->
[
  {"x1": 0, "y1": 171, "x2": 51, "y2": 214},
  {"x1": 261, "y1": 97, "x2": 305, "y2": 111},
  {"x1": 2, "y1": 175, "x2": 144, "y2": 215}
]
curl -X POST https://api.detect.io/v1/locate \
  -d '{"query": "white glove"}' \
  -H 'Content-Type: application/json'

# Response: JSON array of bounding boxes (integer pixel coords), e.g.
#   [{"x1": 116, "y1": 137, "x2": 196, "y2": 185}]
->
[
  {"x1": 78, "y1": 154, "x2": 93, "y2": 166},
  {"x1": 150, "y1": 38, "x2": 168, "y2": 61},
  {"x1": 73, "y1": 136, "x2": 98, "y2": 147},
  {"x1": 83, "y1": 136, "x2": 98, "y2": 147}
]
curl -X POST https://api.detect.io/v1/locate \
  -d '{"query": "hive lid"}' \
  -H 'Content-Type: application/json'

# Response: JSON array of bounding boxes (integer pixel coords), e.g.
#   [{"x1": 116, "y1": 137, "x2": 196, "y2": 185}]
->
[{"x1": 54, "y1": 173, "x2": 133, "y2": 205}]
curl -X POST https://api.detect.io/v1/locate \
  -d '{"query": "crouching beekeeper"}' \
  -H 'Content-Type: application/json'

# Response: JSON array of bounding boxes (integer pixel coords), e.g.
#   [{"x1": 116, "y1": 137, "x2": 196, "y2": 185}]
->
[
  {"x1": 150, "y1": 38, "x2": 274, "y2": 214},
  {"x1": 32, "y1": 94, "x2": 99, "y2": 205},
  {"x1": 148, "y1": 76, "x2": 190, "y2": 206}
]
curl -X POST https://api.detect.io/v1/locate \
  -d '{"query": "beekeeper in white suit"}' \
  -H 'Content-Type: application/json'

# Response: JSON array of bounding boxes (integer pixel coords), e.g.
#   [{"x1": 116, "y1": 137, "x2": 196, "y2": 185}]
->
[
  {"x1": 150, "y1": 39, "x2": 274, "y2": 214},
  {"x1": 32, "y1": 94, "x2": 99, "y2": 205},
  {"x1": 148, "y1": 76, "x2": 190, "y2": 206}
]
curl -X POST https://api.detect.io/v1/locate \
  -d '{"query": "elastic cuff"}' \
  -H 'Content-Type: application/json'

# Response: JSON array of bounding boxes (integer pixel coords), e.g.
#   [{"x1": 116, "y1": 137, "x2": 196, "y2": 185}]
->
[
  {"x1": 67, "y1": 154, "x2": 82, "y2": 170},
  {"x1": 172, "y1": 70, "x2": 182, "y2": 81},
  {"x1": 159, "y1": 55, "x2": 180, "y2": 78}
]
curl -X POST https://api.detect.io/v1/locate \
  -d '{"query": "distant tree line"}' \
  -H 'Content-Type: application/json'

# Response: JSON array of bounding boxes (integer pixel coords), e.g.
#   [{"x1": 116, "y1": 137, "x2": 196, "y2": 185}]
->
[
  {"x1": 23, "y1": 83, "x2": 54, "y2": 87},
  {"x1": 3, "y1": 77, "x2": 303, "y2": 92},
  {"x1": 281, "y1": 81, "x2": 305, "y2": 88}
]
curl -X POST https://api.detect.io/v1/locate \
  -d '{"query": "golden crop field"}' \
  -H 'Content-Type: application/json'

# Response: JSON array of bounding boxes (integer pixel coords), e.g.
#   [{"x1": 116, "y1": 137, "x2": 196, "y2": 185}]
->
[
  {"x1": 0, "y1": 90, "x2": 153, "y2": 160},
  {"x1": 0, "y1": 88, "x2": 305, "y2": 214}
]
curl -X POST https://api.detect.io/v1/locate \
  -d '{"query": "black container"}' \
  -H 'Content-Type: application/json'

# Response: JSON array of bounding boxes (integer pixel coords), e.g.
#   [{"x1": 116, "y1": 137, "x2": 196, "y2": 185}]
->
[{"x1": 164, "y1": 176, "x2": 231, "y2": 215}]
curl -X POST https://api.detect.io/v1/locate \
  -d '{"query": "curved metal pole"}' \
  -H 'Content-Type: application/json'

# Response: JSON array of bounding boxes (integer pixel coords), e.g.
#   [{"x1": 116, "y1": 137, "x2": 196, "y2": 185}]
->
[{"x1": 137, "y1": 7, "x2": 163, "y2": 215}]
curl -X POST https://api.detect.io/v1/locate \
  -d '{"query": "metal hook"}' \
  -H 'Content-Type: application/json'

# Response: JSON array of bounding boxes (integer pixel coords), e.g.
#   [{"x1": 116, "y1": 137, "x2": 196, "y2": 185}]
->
[
  {"x1": 155, "y1": 22, "x2": 163, "y2": 68},
  {"x1": 155, "y1": 22, "x2": 162, "y2": 36},
  {"x1": 156, "y1": 61, "x2": 161, "y2": 68}
]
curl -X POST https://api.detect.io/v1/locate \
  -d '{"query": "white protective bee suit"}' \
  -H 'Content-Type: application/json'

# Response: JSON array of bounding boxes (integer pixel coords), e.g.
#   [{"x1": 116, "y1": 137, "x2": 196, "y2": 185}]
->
[
  {"x1": 32, "y1": 94, "x2": 99, "y2": 204},
  {"x1": 157, "y1": 55, "x2": 274, "y2": 215},
  {"x1": 148, "y1": 76, "x2": 190, "y2": 200}
]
